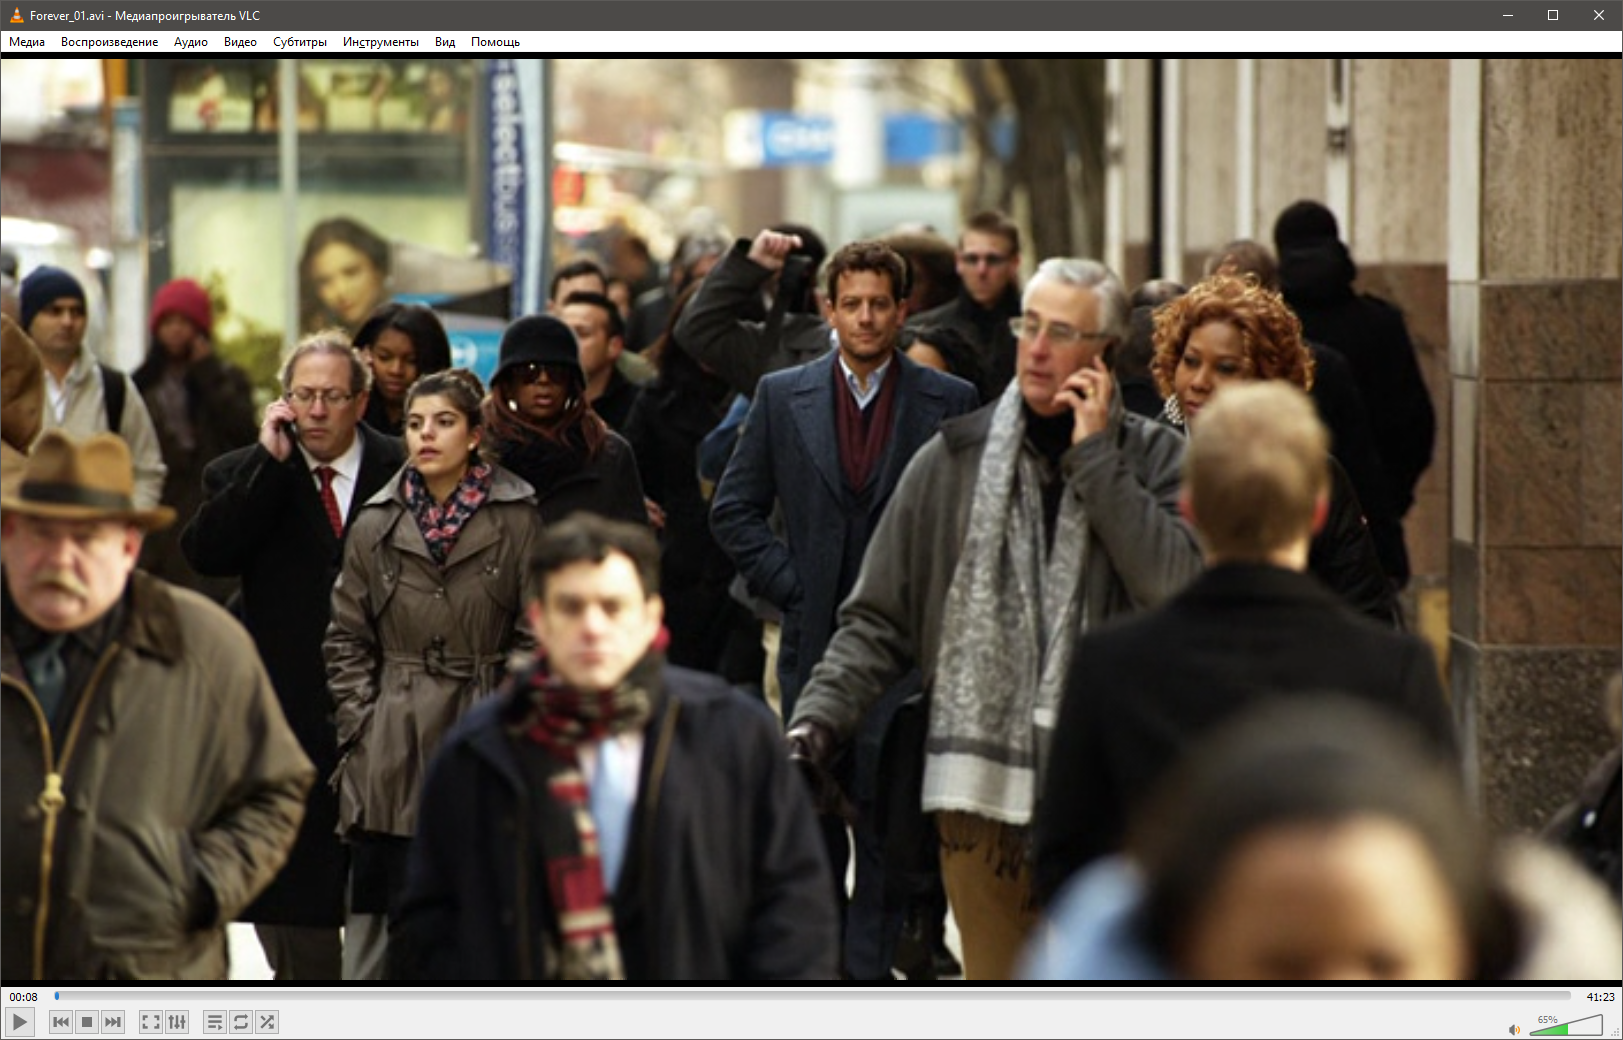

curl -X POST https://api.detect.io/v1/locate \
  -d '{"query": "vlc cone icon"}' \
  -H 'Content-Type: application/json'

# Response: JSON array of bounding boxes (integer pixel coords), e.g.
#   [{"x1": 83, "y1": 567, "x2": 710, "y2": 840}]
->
[{"x1": 9, "y1": 8, "x2": 23, "y2": 23}]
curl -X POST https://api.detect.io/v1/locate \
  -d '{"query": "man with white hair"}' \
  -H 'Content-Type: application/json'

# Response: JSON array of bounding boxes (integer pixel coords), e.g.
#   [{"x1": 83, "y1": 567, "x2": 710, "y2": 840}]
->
[{"x1": 786, "y1": 257, "x2": 1201, "y2": 980}]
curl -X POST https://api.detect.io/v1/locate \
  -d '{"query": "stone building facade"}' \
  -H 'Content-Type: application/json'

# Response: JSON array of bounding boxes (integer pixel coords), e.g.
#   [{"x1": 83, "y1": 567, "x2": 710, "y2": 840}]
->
[{"x1": 1104, "y1": 57, "x2": 1622, "y2": 833}]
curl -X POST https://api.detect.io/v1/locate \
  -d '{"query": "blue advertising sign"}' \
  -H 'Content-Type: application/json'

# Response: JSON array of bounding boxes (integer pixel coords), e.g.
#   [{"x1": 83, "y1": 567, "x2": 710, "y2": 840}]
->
[
  {"x1": 759, "y1": 111, "x2": 836, "y2": 167},
  {"x1": 396, "y1": 293, "x2": 506, "y2": 386},
  {"x1": 885, "y1": 113, "x2": 963, "y2": 166},
  {"x1": 446, "y1": 329, "x2": 505, "y2": 386},
  {"x1": 733, "y1": 110, "x2": 968, "y2": 168},
  {"x1": 485, "y1": 60, "x2": 546, "y2": 317}
]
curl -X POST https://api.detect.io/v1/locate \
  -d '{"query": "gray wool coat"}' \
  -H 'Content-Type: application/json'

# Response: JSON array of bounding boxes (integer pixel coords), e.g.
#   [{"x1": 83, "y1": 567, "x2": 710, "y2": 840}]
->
[{"x1": 790, "y1": 392, "x2": 1201, "y2": 745}]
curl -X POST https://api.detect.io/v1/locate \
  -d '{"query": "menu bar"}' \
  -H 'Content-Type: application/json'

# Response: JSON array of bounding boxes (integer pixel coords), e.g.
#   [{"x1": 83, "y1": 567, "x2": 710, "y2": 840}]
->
[{"x1": 4, "y1": 32, "x2": 532, "y2": 52}]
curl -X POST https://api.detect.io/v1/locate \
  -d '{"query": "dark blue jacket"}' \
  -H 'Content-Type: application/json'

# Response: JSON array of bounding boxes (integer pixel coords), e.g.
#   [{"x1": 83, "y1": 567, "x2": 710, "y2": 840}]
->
[
  {"x1": 389, "y1": 666, "x2": 838, "y2": 981},
  {"x1": 710, "y1": 349, "x2": 979, "y2": 718}
]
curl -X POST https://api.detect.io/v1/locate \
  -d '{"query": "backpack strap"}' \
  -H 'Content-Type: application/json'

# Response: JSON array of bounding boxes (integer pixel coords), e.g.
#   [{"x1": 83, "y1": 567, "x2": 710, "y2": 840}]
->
[{"x1": 98, "y1": 363, "x2": 126, "y2": 434}]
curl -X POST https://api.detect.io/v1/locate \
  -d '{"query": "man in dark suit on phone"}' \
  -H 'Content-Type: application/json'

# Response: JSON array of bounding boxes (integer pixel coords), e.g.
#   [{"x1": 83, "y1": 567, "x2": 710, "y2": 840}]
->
[
  {"x1": 1032, "y1": 382, "x2": 1458, "y2": 909},
  {"x1": 182, "y1": 330, "x2": 406, "y2": 980}
]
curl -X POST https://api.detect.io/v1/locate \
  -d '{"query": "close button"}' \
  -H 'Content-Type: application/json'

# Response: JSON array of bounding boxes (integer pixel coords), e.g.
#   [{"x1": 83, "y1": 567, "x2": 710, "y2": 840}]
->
[{"x1": 1597, "y1": 9, "x2": 1607, "y2": 19}]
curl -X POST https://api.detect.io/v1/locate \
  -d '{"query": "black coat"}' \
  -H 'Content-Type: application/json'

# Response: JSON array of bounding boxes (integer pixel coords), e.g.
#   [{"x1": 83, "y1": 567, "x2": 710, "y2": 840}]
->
[
  {"x1": 1280, "y1": 243, "x2": 1437, "y2": 518},
  {"x1": 673, "y1": 241, "x2": 833, "y2": 398},
  {"x1": 389, "y1": 666, "x2": 838, "y2": 981},
  {"x1": 360, "y1": 393, "x2": 404, "y2": 438},
  {"x1": 906, "y1": 285, "x2": 1022, "y2": 401},
  {"x1": 132, "y1": 354, "x2": 259, "y2": 603},
  {"x1": 1310, "y1": 456, "x2": 1402, "y2": 627},
  {"x1": 625, "y1": 287, "x2": 673, "y2": 354},
  {"x1": 180, "y1": 423, "x2": 406, "y2": 926},
  {"x1": 489, "y1": 426, "x2": 648, "y2": 528},
  {"x1": 1306, "y1": 340, "x2": 1408, "y2": 586},
  {"x1": 592, "y1": 369, "x2": 643, "y2": 434},
  {"x1": 621, "y1": 369, "x2": 746, "y2": 675},
  {"x1": 1032, "y1": 563, "x2": 1458, "y2": 908}
]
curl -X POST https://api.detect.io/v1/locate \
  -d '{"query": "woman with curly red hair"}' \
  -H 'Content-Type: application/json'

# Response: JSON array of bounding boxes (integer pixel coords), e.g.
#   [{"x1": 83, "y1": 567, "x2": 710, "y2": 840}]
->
[{"x1": 1151, "y1": 275, "x2": 1399, "y2": 625}]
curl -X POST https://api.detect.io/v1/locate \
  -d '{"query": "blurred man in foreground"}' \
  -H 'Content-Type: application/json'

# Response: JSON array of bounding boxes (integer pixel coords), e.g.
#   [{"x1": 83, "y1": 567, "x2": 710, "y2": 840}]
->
[{"x1": 392, "y1": 516, "x2": 837, "y2": 980}]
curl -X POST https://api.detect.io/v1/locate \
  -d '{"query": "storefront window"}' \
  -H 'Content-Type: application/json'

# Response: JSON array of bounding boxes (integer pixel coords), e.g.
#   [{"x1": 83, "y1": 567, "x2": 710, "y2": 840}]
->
[{"x1": 142, "y1": 58, "x2": 501, "y2": 390}]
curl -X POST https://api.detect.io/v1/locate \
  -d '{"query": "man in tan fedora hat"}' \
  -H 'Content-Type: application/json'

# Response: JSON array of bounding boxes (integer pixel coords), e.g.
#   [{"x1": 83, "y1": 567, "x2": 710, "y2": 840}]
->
[{"x1": 0, "y1": 429, "x2": 314, "y2": 980}]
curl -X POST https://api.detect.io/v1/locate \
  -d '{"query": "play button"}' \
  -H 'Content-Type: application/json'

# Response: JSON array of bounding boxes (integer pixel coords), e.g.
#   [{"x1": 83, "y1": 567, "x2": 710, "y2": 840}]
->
[{"x1": 8, "y1": 1008, "x2": 35, "y2": 1037}]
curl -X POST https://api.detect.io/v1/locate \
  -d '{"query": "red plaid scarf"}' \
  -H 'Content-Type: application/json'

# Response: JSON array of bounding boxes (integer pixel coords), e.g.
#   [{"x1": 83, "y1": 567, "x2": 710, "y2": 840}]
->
[
  {"x1": 403, "y1": 461, "x2": 494, "y2": 567},
  {"x1": 506, "y1": 630, "x2": 668, "y2": 981}
]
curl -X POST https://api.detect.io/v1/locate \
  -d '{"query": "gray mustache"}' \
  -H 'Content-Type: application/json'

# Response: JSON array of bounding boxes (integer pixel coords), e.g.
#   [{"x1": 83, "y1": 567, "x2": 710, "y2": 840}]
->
[{"x1": 33, "y1": 568, "x2": 89, "y2": 599}]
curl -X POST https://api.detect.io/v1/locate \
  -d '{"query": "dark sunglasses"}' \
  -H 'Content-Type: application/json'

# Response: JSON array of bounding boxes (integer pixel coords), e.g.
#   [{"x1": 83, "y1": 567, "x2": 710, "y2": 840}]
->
[{"x1": 518, "y1": 362, "x2": 574, "y2": 386}]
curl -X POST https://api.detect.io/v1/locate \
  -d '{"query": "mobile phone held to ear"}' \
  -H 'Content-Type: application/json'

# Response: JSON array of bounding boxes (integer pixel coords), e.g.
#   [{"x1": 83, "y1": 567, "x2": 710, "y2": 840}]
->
[{"x1": 282, "y1": 419, "x2": 300, "y2": 444}]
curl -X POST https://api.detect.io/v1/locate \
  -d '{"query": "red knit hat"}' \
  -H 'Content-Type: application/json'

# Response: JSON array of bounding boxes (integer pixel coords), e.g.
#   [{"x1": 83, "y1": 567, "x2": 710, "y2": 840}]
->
[{"x1": 149, "y1": 278, "x2": 213, "y2": 337}]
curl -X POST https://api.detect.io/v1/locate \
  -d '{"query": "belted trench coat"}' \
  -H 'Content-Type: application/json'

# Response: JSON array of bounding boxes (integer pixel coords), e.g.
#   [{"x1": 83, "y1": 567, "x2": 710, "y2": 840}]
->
[{"x1": 324, "y1": 464, "x2": 541, "y2": 838}]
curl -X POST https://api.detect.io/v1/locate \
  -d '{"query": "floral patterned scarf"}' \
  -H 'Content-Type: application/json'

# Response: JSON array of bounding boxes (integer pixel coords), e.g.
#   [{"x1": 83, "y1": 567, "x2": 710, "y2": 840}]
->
[{"x1": 403, "y1": 460, "x2": 494, "y2": 566}]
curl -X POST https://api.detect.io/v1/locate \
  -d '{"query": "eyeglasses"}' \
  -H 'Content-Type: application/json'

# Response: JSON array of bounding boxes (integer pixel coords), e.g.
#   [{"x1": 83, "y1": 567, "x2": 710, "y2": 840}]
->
[
  {"x1": 519, "y1": 362, "x2": 574, "y2": 386},
  {"x1": 960, "y1": 252, "x2": 1011, "y2": 268},
  {"x1": 286, "y1": 387, "x2": 359, "y2": 407},
  {"x1": 1009, "y1": 317, "x2": 1111, "y2": 347}
]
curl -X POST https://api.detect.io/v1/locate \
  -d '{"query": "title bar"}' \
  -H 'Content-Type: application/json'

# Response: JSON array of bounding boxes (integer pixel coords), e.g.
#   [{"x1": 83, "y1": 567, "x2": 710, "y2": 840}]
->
[{"x1": 4, "y1": 1, "x2": 1621, "y2": 33}]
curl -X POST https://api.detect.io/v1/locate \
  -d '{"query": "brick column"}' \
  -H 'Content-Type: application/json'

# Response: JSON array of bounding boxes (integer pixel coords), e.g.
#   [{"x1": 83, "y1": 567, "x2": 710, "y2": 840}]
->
[{"x1": 1448, "y1": 58, "x2": 1623, "y2": 832}]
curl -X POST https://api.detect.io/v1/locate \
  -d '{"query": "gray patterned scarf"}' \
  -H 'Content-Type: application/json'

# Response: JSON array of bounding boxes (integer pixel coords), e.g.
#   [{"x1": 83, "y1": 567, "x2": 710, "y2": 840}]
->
[{"x1": 925, "y1": 383, "x2": 1089, "y2": 827}]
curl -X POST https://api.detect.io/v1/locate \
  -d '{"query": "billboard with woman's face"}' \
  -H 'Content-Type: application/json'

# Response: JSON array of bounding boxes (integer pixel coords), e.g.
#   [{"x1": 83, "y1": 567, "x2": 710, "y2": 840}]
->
[
  {"x1": 143, "y1": 59, "x2": 500, "y2": 391},
  {"x1": 298, "y1": 217, "x2": 392, "y2": 336}
]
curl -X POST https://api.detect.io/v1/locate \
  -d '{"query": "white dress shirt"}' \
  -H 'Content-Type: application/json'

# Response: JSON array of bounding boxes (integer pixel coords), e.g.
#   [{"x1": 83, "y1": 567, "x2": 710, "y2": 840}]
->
[
  {"x1": 298, "y1": 432, "x2": 365, "y2": 525},
  {"x1": 838, "y1": 352, "x2": 894, "y2": 410}
]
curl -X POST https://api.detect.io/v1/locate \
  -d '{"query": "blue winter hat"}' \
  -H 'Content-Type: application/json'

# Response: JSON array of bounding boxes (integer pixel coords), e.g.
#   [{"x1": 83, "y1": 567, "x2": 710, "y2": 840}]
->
[{"x1": 20, "y1": 266, "x2": 86, "y2": 332}]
